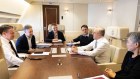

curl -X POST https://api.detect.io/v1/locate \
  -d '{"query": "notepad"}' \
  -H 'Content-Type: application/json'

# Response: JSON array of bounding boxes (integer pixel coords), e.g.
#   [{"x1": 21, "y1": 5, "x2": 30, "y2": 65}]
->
[
  {"x1": 48, "y1": 75, "x2": 72, "y2": 79},
  {"x1": 51, "y1": 48, "x2": 57, "y2": 54},
  {"x1": 84, "y1": 75, "x2": 109, "y2": 79},
  {"x1": 61, "y1": 48, "x2": 66, "y2": 53},
  {"x1": 52, "y1": 54, "x2": 67, "y2": 57},
  {"x1": 31, "y1": 52, "x2": 49, "y2": 56}
]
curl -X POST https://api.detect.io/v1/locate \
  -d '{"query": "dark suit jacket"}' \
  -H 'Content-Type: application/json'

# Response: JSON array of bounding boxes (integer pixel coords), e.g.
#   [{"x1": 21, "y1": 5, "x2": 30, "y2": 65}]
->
[
  {"x1": 73, "y1": 34, "x2": 93, "y2": 46},
  {"x1": 16, "y1": 34, "x2": 36, "y2": 53},
  {"x1": 45, "y1": 31, "x2": 65, "y2": 43},
  {"x1": 114, "y1": 51, "x2": 140, "y2": 79}
]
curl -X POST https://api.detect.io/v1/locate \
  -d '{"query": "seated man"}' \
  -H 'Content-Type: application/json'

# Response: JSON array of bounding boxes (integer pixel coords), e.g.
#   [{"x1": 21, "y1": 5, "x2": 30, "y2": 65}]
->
[
  {"x1": 45, "y1": 23, "x2": 65, "y2": 43},
  {"x1": 105, "y1": 32, "x2": 140, "y2": 79},
  {"x1": 72, "y1": 25, "x2": 93, "y2": 46},
  {"x1": 71, "y1": 27, "x2": 110, "y2": 63},
  {"x1": 0, "y1": 25, "x2": 23, "y2": 67},
  {"x1": 16, "y1": 25, "x2": 36, "y2": 54}
]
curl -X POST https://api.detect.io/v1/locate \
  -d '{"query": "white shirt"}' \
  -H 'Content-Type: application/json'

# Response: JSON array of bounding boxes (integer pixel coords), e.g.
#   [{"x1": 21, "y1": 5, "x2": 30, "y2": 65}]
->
[
  {"x1": 0, "y1": 36, "x2": 23, "y2": 67},
  {"x1": 25, "y1": 35, "x2": 32, "y2": 49},
  {"x1": 77, "y1": 37, "x2": 110, "y2": 63}
]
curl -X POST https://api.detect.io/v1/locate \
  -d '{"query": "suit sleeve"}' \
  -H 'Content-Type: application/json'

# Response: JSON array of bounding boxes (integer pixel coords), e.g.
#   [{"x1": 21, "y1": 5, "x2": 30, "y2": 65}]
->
[
  {"x1": 73, "y1": 35, "x2": 81, "y2": 42},
  {"x1": 45, "y1": 32, "x2": 53, "y2": 42},
  {"x1": 16, "y1": 37, "x2": 28, "y2": 53},
  {"x1": 60, "y1": 32, "x2": 65, "y2": 42}
]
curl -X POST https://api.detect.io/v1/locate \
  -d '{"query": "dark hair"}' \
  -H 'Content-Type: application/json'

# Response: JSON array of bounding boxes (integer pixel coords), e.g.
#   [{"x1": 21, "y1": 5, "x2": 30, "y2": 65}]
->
[
  {"x1": 127, "y1": 32, "x2": 140, "y2": 46},
  {"x1": 0, "y1": 25, "x2": 13, "y2": 35},
  {"x1": 24, "y1": 25, "x2": 32, "y2": 32},
  {"x1": 81, "y1": 25, "x2": 88, "y2": 29}
]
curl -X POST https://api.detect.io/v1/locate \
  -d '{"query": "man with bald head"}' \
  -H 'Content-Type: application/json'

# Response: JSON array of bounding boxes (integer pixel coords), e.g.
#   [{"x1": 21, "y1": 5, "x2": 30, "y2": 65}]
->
[{"x1": 71, "y1": 27, "x2": 110, "y2": 63}]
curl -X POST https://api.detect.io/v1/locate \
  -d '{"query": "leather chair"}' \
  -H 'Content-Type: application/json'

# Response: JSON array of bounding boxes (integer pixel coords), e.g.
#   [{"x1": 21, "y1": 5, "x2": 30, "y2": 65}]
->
[
  {"x1": 98, "y1": 26, "x2": 129, "y2": 72},
  {"x1": 0, "y1": 37, "x2": 9, "y2": 79}
]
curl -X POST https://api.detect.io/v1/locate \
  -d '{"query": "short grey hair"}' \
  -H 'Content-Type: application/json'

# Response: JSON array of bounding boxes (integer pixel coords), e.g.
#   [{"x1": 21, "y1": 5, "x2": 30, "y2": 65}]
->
[
  {"x1": 127, "y1": 32, "x2": 140, "y2": 45},
  {"x1": 24, "y1": 25, "x2": 32, "y2": 32}
]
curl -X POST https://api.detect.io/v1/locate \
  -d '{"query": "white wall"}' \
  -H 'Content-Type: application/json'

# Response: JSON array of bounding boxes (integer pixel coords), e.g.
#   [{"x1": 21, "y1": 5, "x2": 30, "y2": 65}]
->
[
  {"x1": 88, "y1": 3, "x2": 113, "y2": 28},
  {"x1": 18, "y1": 5, "x2": 43, "y2": 42},
  {"x1": 0, "y1": 0, "x2": 29, "y2": 15},
  {"x1": 19, "y1": 3, "x2": 88, "y2": 42},
  {"x1": 111, "y1": 0, "x2": 138, "y2": 32}
]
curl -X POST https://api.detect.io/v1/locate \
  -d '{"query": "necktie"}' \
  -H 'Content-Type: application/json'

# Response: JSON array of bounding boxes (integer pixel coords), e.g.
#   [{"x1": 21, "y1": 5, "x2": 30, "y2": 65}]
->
[{"x1": 9, "y1": 41, "x2": 19, "y2": 57}]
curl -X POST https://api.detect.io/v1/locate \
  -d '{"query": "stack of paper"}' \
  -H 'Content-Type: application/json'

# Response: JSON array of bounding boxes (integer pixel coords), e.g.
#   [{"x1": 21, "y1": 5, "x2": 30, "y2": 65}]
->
[
  {"x1": 61, "y1": 48, "x2": 66, "y2": 53},
  {"x1": 51, "y1": 48, "x2": 57, "y2": 54},
  {"x1": 52, "y1": 54, "x2": 67, "y2": 57},
  {"x1": 37, "y1": 43, "x2": 52, "y2": 48},
  {"x1": 84, "y1": 75, "x2": 109, "y2": 79}
]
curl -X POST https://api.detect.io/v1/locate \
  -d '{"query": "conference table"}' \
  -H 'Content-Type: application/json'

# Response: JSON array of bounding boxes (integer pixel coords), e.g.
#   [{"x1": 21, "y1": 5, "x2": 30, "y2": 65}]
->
[{"x1": 10, "y1": 43, "x2": 103, "y2": 79}]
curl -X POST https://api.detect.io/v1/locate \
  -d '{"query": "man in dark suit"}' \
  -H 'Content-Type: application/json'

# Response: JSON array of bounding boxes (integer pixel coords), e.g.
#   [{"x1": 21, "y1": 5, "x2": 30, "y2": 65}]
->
[
  {"x1": 72, "y1": 25, "x2": 93, "y2": 46},
  {"x1": 16, "y1": 25, "x2": 36, "y2": 54},
  {"x1": 45, "y1": 23, "x2": 65, "y2": 43}
]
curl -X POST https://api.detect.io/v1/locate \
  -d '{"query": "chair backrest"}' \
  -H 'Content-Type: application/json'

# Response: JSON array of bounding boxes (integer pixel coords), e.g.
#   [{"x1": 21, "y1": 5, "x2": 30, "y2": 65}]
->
[
  {"x1": 0, "y1": 37, "x2": 9, "y2": 79},
  {"x1": 110, "y1": 45, "x2": 127, "y2": 63},
  {"x1": 48, "y1": 24, "x2": 65, "y2": 33},
  {"x1": 106, "y1": 26, "x2": 129, "y2": 48},
  {"x1": 88, "y1": 27, "x2": 94, "y2": 34},
  {"x1": 0, "y1": 23, "x2": 23, "y2": 43}
]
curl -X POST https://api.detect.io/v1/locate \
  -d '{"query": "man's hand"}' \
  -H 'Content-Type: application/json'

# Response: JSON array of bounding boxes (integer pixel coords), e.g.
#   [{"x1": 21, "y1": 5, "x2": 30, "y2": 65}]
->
[
  {"x1": 28, "y1": 49, "x2": 35, "y2": 53},
  {"x1": 104, "y1": 68, "x2": 116, "y2": 78},
  {"x1": 71, "y1": 46, "x2": 78, "y2": 53}
]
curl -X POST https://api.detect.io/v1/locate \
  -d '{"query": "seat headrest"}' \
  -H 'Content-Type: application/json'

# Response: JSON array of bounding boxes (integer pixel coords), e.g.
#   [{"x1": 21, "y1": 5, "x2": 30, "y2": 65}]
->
[
  {"x1": 106, "y1": 26, "x2": 129, "y2": 39},
  {"x1": 88, "y1": 27, "x2": 94, "y2": 34},
  {"x1": 48, "y1": 24, "x2": 65, "y2": 33},
  {"x1": 0, "y1": 23, "x2": 23, "y2": 31}
]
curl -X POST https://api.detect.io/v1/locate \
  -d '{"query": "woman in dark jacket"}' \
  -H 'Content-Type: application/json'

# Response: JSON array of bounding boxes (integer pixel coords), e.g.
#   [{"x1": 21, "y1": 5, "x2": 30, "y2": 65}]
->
[{"x1": 105, "y1": 32, "x2": 140, "y2": 79}]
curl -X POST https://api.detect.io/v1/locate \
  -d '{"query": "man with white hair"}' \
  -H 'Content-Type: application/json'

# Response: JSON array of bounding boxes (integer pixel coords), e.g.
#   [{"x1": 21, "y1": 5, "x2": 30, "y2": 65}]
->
[{"x1": 71, "y1": 27, "x2": 110, "y2": 63}]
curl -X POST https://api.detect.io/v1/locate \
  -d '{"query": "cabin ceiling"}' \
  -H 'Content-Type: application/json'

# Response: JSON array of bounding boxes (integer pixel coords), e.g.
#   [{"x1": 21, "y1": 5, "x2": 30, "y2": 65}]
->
[{"x1": 25, "y1": 0, "x2": 115, "y2": 4}]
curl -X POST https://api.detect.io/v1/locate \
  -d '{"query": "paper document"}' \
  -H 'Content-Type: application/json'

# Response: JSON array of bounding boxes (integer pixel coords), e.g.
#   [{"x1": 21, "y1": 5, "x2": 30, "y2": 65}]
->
[
  {"x1": 48, "y1": 75, "x2": 72, "y2": 79},
  {"x1": 84, "y1": 75, "x2": 109, "y2": 79},
  {"x1": 61, "y1": 48, "x2": 66, "y2": 53},
  {"x1": 52, "y1": 54, "x2": 67, "y2": 57},
  {"x1": 37, "y1": 43, "x2": 52, "y2": 48},
  {"x1": 31, "y1": 52, "x2": 49, "y2": 56},
  {"x1": 51, "y1": 48, "x2": 57, "y2": 54}
]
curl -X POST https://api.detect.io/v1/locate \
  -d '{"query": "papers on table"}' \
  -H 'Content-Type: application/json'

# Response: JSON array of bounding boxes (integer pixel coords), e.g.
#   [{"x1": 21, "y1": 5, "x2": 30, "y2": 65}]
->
[
  {"x1": 51, "y1": 48, "x2": 57, "y2": 54},
  {"x1": 66, "y1": 42, "x2": 80, "y2": 46},
  {"x1": 52, "y1": 39, "x2": 62, "y2": 43},
  {"x1": 51, "y1": 48, "x2": 67, "y2": 54},
  {"x1": 61, "y1": 48, "x2": 67, "y2": 53},
  {"x1": 37, "y1": 43, "x2": 52, "y2": 48},
  {"x1": 31, "y1": 52, "x2": 49, "y2": 56},
  {"x1": 84, "y1": 75, "x2": 109, "y2": 79},
  {"x1": 48, "y1": 75, "x2": 72, "y2": 79},
  {"x1": 52, "y1": 54, "x2": 67, "y2": 57}
]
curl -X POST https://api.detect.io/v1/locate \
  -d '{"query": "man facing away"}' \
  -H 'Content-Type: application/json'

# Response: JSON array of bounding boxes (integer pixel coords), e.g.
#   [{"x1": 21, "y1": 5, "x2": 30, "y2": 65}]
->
[
  {"x1": 71, "y1": 26, "x2": 110, "y2": 63},
  {"x1": 16, "y1": 25, "x2": 36, "y2": 54},
  {"x1": 0, "y1": 25, "x2": 23, "y2": 67},
  {"x1": 72, "y1": 25, "x2": 93, "y2": 46}
]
